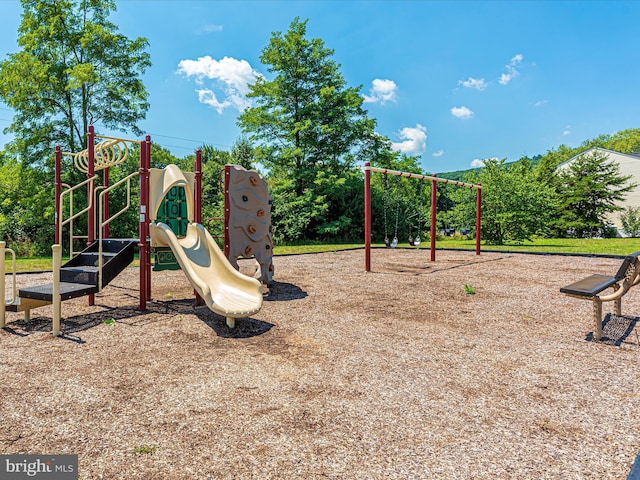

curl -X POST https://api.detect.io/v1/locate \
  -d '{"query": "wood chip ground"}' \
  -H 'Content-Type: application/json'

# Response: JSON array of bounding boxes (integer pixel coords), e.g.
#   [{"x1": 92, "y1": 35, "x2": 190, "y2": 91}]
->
[{"x1": 1, "y1": 249, "x2": 639, "y2": 479}]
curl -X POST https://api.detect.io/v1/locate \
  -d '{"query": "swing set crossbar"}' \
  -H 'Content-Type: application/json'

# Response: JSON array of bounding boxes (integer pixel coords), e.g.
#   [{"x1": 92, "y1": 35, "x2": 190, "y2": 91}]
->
[
  {"x1": 363, "y1": 162, "x2": 482, "y2": 271},
  {"x1": 365, "y1": 165, "x2": 481, "y2": 190}
]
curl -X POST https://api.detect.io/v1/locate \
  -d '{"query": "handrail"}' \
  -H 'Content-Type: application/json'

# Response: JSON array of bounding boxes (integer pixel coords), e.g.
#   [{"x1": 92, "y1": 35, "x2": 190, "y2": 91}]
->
[
  {"x1": 97, "y1": 171, "x2": 139, "y2": 289},
  {"x1": 0, "y1": 241, "x2": 17, "y2": 328},
  {"x1": 63, "y1": 184, "x2": 82, "y2": 258},
  {"x1": 59, "y1": 176, "x2": 97, "y2": 256}
]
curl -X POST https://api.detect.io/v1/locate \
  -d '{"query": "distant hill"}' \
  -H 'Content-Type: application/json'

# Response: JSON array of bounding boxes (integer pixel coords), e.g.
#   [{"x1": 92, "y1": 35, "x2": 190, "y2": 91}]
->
[
  {"x1": 438, "y1": 155, "x2": 542, "y2": 181},
  {"x1": 437, "y1": 166, "x2": 481, "y2": 182},
  {"x1": 436, "y1": 128, "x2": 640, "y2": 181}
]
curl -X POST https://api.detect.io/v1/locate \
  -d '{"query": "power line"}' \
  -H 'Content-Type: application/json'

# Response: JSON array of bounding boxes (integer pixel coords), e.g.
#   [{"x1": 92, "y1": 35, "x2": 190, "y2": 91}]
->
[
  {"x1": 0, "y1": 105, "x2": 232, "y2": 148},
  {"x1": 159, "y1": 143, "x2": 207, "y2": 153},
  {"x1": 148, "y1": 132, "x2": 232, "y2": 149},
  {"x1": 0, "y1": 117, "x2": 235, "y2": 153}
]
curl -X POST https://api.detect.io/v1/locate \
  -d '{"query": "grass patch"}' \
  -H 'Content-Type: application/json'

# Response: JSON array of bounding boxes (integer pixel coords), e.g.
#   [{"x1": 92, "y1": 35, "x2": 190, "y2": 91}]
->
[
  {"x1": 273, "y1": 243, "x2": 363, "y2": 255},
  {"x1": 133, "y1": 444, "x2": 157, "y2": 455},
  {"x1": 435, "y1": 237, "x2": 640, "y2": 256}
]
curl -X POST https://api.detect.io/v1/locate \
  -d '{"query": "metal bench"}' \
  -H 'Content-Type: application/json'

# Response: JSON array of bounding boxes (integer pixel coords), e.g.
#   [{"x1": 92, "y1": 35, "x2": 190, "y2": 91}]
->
[{"x1": 560, "y1": 252, "x2": 640, "y2": 341}]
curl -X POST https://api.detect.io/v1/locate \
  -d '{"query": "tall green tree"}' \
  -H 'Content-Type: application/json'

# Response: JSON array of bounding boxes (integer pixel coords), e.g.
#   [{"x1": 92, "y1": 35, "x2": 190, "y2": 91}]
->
[
  {"x1": 229, "y1": 136, "x2": 256, "y2": 169},
  {"x1": 198, "y1": 143, "x2": 240, "y2": 234},
  {"x1": 237, "y1": 17, "x2": 380, "y2": 241},
  {"x1": 457, "y1": 158, "x2": 557, "y2": 245},
  {"x1": 0, "y1": 157, "x2": 52, "y2": 255},
  {"x1": 0, "y1": 0, "x2": 151, "y2": 165},
  {"x1": 178, "y1": 141, "x2": 255, "y2": 241},
  {"x1": 557, "y1": 149, "x2": 636, "y2": 237}
]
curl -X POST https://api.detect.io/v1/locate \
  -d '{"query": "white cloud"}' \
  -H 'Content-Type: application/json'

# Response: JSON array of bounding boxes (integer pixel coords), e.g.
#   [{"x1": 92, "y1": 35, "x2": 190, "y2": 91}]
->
[
  {"x1": 499, "y1": 53, "x2": 523, "y2": 85},
  {"x1": 470, "y1": 157, "x2": 498, "y2": 168},
  {"x1": 196, "y1": 88, "x2": 251, "y2": 113},
  {"x1": 562, "y1": 125, "x2": 571, "y2": 136},
  {"x1": 177, "y1": 55, "x2": 261, "y2": 113},
  {"x1": 534, "y1": 99, "x2": 548, "y2": 107},
  {"x1": 499, "y1": 73, "x2": 512, "y2": 86},
  {"x1": 198, "y1": 24, "x2": 224, "y2": 34},
  {"x1": 459, "y1": 77, "x2": 487, "y2": 91},
  {"x1": 432, "y1": 149, "x2": 444, "y2": 157},
  {"x1": 363, "y1": 79, "x2": 398, "y2": 104},
  {"x1": 390, "y1": 124, "x2": 427, "y2": 155},
  {"x1": 451, "y1": 106, "x2": 474, "y2": 119}
]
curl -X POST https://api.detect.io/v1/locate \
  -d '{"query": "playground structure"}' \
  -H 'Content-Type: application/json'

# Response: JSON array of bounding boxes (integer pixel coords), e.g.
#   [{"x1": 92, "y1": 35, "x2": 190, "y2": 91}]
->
[
  {"x1": 363, "y1": 161, "x2": 482, "y2": 271},
  {"x1": 0, "y1": 126, "x2": 271, "y2": 335}
]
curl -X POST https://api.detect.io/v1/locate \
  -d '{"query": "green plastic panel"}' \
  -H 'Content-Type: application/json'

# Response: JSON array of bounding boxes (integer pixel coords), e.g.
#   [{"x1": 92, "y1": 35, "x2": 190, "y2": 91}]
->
[
  {"x1": 153, "y1": 186, "x2": 190, "y2": 271},
  {"x1": 153, "y1": 247, "x2": 181, "y2": 271},
  {"x1": 156, "y1": 186, "x2": 189, "y2": 237}
]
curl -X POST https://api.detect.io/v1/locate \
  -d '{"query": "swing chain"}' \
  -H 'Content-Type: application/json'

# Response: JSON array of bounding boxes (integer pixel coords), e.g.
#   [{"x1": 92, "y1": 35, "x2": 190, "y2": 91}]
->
[
  {"x1": 383, "y1": 174, "x2": 390, "y2": 247},
  {"x1": 414, "y1": 179, "x2": 423, "y2": 247},
  {"x1": 392, "y1": 177, "x2": 400, "y2": 248}
]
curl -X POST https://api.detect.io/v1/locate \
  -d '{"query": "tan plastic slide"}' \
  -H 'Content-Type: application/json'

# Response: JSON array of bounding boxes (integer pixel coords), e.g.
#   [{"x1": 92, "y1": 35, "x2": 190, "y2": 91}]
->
[{"x1": 150, "y1": 222, "x2": 263, "y2": 327}]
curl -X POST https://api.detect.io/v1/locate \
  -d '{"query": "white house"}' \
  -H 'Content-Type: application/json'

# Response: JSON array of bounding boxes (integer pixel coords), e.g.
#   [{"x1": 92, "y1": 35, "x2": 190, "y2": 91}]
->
[{"x1": 557, "y1": 147, "x2": 640, "y2": 236}]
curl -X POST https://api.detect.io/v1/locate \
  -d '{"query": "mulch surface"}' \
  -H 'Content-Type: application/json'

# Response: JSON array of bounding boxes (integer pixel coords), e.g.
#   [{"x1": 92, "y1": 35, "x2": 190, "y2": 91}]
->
[{"x1": 1, "y1": 248, "x2": 639, "y2": 479}]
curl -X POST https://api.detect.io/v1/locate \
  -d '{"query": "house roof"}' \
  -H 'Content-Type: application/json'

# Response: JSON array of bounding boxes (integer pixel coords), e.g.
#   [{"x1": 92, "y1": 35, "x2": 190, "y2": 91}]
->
[{"x1": 557, "y1": 146, "x2": 640, "y2": 169}]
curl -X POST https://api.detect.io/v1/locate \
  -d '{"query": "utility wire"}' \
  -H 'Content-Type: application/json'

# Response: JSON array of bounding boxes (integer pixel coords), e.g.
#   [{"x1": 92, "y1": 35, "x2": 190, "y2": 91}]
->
[
  {"x1": 0, "y1": 108, "x2": 234, "y2": 151},
  {"x1": 147, "y1": 132, "x2": 232, "y2": 149}
]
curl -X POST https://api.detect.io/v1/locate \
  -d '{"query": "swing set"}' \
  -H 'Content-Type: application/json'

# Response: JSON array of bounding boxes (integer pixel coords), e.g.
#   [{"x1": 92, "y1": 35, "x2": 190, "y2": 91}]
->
[
  {"x1": 363, "y1": 161, "x2": 482, "y2": 272},
  {"x1": 381, "y1": 173, "x2": 426, "y2": 249}
]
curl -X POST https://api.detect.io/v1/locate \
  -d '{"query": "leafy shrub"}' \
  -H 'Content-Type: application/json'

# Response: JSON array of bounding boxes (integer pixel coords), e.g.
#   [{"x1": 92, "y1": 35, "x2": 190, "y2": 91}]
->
[{"x1": 621, "y1": 207, "x2": 640, "y2": 237}]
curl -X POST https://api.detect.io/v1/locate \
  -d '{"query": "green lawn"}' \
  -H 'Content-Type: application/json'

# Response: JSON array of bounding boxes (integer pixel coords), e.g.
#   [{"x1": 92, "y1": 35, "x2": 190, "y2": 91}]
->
[
  {"x1": 3, "y1": 238, "x2": 640, "y2": 273},
  {"x1": 434, "y1": 237, "x2": 640, "y2": 256},
  {"x1": 277, "y1": 237, "x2": 640, "y2": 256}
]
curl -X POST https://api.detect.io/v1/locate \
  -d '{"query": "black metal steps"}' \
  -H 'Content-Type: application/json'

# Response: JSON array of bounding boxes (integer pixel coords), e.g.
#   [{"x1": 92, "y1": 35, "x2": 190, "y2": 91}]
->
[
  {"x1": 16, "y1": 239, "x2": 136, "y2": 303},
  {"x1": 18, "y1": 282, "x2": 99, "y2": 302},
  {"x1": 60, "y1": 239, "x2": 136, "y2": 288}
]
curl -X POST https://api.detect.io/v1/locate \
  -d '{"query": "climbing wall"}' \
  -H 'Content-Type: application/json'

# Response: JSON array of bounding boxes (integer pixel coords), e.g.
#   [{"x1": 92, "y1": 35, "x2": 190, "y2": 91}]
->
[{"x1": 225, "y1": 165, "x2": 274, "y2": 285}]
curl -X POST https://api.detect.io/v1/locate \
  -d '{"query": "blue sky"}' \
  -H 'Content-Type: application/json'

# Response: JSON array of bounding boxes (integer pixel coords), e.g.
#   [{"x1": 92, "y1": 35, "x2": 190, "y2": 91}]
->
[{"x1": 1, "y1": 0, "x2": 639, "y2": 173}]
